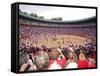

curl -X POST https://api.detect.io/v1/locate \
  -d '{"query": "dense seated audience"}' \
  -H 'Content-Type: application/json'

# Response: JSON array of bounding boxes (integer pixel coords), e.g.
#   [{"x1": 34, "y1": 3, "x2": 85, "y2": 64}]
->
[{"x1": 19, "y1": 20, "x2": 96, "y2": 72}]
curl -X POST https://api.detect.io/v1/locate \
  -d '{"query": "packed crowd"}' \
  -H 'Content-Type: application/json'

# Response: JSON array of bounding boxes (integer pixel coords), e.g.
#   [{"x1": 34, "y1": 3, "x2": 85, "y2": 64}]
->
[
  {"x1": 19, "y1": 42, "x2": 96, "y2": 72},
  {"x1": 19, "y1": 21, "x2": 96, "y2": 72},
  {"x1": 19, "y1": 24, "x2": 96, "y2": 41}
]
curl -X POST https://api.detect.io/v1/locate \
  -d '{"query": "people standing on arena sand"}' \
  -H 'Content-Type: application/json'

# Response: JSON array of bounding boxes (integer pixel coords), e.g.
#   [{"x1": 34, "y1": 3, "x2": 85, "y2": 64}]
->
[
  {"x1": 78, "y1": 51, "x2": 89, "y2": 68},
  {"x1": 88, "y1": 52, "x2": 96, "y2": 68},
  {"x1": 64, "y1": 46, "x2": 78, "y2": 69},
  {"x1": 88, "y1": 57, "x2": 96, "y2": 68},
  {"x1": 35, "y1": 51, "x2": 49, "y2": 70},
  {"x1": 19, "y1": 50, "x2": 37, "y2": 72},
  {"x1": 48, "y1": 48, "x2": 66, "y2": 69}
]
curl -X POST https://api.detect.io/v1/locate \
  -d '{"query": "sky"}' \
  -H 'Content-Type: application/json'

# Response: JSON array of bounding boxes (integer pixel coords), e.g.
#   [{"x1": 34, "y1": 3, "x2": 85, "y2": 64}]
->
[{"x1": 19, "y1": 4, "x2": 96, "y2": 21}]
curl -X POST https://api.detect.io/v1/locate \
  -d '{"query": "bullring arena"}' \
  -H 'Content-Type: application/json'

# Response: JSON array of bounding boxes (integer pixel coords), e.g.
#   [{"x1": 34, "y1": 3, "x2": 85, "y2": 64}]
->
[
  {"x1": 19, "y1": 12, "x2": 97, "y2": 71},
  {"x1": 19, "y1": 13, "x2": 96, "y2": 48}
]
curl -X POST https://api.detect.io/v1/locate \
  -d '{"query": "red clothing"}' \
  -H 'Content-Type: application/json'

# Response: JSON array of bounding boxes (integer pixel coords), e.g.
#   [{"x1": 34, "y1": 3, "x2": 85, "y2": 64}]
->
[
  {"x1": 92, "y1": 53, "x2": 96, "y2": 59},
  {"x1": 78, "y1": 60, "x2": 88, "y2": 68},
  {"x1": 49, "y1": 58, "x2": 66, "y2": 69},
  {"x1": 88, "y1": 64, "x2": 96, "y2": 68}
]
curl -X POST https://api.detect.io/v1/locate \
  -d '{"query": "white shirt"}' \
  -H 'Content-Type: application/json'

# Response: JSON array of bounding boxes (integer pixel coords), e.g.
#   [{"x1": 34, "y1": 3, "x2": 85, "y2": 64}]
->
[
  {"x1": 65, "y1": 62, "x2": 78, "y2": 69},
  {"x1": 48, "y1": 61, "x2": 62, "y2": 70}
]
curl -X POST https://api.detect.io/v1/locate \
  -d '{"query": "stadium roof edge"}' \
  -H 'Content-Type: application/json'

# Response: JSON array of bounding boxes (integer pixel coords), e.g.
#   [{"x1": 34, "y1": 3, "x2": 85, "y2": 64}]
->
[{"x1": 19, "y1": 12, "x2": 96, "y2": 24}]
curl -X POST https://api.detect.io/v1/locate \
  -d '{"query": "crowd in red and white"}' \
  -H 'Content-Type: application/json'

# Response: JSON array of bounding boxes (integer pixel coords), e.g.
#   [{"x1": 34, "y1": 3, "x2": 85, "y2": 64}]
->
[{"x1": 19, "y1": 21, "x2": 96, "y2": 72}]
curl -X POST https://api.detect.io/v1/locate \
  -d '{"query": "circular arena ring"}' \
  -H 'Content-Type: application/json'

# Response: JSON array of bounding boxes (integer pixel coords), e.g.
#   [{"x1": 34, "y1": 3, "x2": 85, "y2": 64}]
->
[
  {"x1": 19, "y1": 12, "x2": 96, "y2": 49},
  {"x1": 31, "y1": 35, "x2": 92, "y2": 48}
]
